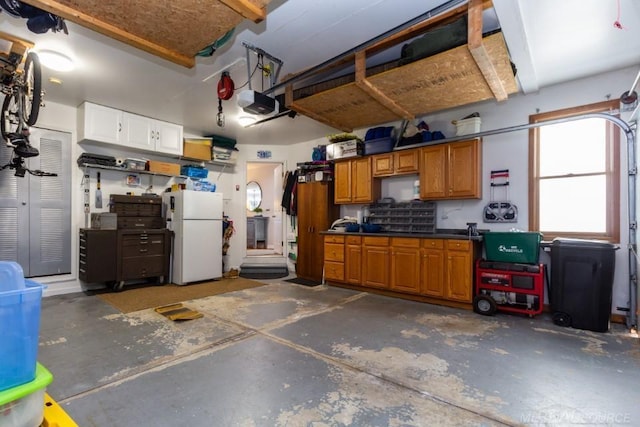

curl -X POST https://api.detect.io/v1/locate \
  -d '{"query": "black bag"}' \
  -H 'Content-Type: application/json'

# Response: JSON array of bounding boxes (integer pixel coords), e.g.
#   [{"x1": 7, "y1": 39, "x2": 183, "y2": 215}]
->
[{"x1": 400, "y1": 16, "x2": 467, "y2": 65}]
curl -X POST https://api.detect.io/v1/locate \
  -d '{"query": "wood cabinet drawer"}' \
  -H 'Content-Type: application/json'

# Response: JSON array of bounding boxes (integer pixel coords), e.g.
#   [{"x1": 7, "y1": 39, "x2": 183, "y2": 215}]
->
[
  {"x1": 324, "y1": 261, "x2": 345, "y2": 282},
  {"x1": 324, "y1": 243, "x2": 344, "y2": 262},
  {"x1": 324, "y1": 235, "x2": 345, "y2": 244},
  {"x1": 447, "y1": 240, "x2": 471, "y2": 251},
  {"x1": 346, "y1": 236, "x2": 362, "y2": 245},
  {"x1": 363, "y1": 236, "x2": 389, "y2": 246},
  {"x1": 422, "y1": 239, "x2": 444, "y2": 249},
  {"x1": 121, "y1": 255, "x2": 165, "y2": 279},
  {"x1": 390, "y1": 237, "x2": 420, "y2": 248}
]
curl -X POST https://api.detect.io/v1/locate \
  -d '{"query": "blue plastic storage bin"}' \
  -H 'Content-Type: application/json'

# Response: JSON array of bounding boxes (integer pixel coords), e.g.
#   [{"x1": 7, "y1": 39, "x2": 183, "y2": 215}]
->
[
  {"x1": 0, "y1": 272, "x2": 45, "y2": 392},
  {"x1": 363, "y1": 137, "x2": 395, "y2": 155},
  {"x1": 180, "y1": 166, "x2": 208, "y2": 179}
]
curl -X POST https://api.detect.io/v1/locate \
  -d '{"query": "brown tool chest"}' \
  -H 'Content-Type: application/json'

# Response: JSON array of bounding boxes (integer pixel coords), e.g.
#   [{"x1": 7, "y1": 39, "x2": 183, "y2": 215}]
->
[
  {"x1": 109, "y1": 194, "x2": 164, "y2": 229},
  {"x1": 80, "y1": 194, "x2": 171, "y2": 291}
]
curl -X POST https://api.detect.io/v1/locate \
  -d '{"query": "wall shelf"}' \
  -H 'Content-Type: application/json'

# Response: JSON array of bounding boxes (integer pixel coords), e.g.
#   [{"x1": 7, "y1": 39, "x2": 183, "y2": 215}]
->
[{"x1": 79, "y1": 163, "x2": 187, "y2": 179}]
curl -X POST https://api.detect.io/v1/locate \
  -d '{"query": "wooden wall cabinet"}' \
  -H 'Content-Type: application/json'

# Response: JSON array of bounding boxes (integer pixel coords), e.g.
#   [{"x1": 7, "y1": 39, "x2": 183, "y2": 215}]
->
[
  {"x1": 372, "y1": 149, "x2": 419, "y2": 177},
  {"x1": 390, "y1": 237, "x2": 421, "y2": 294},
  {"x1": 334, "y1": 157, "x2": 380, "y2": 204},
  {"x1": 297, "y1": 182, "x2": 341, "y2": 282},
  {"x1": 419, "y1": 139, "x2": 482, "y2": 200},
  {"x1": 362, "y1": 236, "x2": 390, "y2": 289}
]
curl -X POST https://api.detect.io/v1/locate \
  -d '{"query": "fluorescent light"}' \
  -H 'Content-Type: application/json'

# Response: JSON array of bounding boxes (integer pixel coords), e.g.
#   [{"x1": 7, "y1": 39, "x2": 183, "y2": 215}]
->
[
  {"x1": 37, "y1": 50, "x2": 75, "y2": 72},
  {"x1": 238, "y1": 116, "x2": 257, "y2": 127}
]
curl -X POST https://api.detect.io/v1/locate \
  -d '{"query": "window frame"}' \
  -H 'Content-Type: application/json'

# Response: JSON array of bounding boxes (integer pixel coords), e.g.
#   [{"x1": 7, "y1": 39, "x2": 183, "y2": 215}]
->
[{"x1": 528, "y1": 100, "x2": 620, "y2": 243}]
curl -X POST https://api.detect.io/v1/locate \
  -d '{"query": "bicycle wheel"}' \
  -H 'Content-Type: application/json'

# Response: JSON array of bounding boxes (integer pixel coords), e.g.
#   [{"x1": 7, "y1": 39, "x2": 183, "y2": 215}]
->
[
  {"x1": 1, "y1": 90, "x2": 19, "y2": 140},
  {"x1": 22, "y1": 51, "x2": 42, "y2": 126}
]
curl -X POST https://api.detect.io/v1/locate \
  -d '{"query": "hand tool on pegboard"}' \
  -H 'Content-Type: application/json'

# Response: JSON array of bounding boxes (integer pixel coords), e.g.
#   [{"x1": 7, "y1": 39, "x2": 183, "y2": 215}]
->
[{"x1": 483, "y1": 169, "x2": 518, "y2": 223}]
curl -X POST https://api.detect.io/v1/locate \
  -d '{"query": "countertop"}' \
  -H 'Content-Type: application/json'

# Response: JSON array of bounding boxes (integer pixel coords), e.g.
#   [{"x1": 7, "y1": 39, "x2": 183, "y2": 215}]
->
[{"x1": 320, "y1": 229, "x2": 484, "y2": 241}]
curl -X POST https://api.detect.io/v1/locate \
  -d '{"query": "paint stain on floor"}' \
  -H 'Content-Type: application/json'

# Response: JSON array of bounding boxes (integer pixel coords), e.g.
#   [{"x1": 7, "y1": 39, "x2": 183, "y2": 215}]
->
[
  {"x1": 532, "y1": 327, "x2": 609, "y2": 356},
  {"x1": 330, "y1": 343, "x2": 506, "y2": 419},
  {"x1": 275, "y1": 365, "x2": 504, "y2": 426}
]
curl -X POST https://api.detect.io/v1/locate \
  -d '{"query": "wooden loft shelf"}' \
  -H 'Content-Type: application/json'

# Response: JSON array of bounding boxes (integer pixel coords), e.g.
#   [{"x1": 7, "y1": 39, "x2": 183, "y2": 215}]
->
[
  {"x1": 285, "y1": 0, "x2": 518, "y2": 132},
  {"x1": 23, "y1": 0, "x2": 271, "y2": 68}
]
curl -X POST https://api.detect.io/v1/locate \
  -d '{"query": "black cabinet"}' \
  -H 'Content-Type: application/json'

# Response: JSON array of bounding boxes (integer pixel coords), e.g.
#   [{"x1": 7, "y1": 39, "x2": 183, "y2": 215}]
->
[{"x1": 79, "y1": 229, "x2": 117, "y2": 283}]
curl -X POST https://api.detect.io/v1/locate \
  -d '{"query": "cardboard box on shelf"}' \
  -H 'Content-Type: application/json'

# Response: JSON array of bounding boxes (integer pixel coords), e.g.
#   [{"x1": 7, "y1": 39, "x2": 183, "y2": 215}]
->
[
  {"x1": 183, "y1": 138, "x2": 212, "y2": 161},
  {"x1": 147, "y1": 160, "x2": 181, "y2": 175}
]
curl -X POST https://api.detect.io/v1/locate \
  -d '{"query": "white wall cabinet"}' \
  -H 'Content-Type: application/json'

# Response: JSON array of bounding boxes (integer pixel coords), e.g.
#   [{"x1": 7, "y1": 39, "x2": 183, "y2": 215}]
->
[
  {"x1": 78, "y1": 102, "x2": 183, "y2": 156},
  {"x1": 78, "y1": 102, "x2": 123, "y2": 145}
]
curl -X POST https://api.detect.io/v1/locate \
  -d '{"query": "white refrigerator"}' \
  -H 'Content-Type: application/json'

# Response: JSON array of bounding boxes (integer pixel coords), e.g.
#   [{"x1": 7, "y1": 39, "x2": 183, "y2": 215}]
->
[{"x1": 163, "y1": 190, "x2": 223, "y2": 285}]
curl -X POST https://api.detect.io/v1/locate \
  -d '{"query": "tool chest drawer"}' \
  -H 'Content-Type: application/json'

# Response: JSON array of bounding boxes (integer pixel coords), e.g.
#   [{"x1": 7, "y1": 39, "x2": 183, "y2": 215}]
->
[
  {"x1": 117, "y1": 216, "x2": 164, "y2": 229},
  {"x1": 120, "y1": 234, "x2": 165, "y2": 257},
  {"x1": 120, "y1": 256, "x2": 165, "y2": 279}
]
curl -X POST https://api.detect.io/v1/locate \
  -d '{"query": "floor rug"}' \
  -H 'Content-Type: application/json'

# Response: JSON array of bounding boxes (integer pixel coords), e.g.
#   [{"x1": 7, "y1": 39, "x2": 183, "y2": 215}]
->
[
  {"x1": 284, "y1": 277, "x2": 323, "y2": 287},
  {"x1": 97, "y1": 278, "x2": 265, "y2": 314}
]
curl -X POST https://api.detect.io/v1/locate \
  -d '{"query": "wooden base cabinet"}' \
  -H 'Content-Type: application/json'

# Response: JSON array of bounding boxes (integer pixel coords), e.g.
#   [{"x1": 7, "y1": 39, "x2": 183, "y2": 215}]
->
[
  {"x1": 362, "y1": 236, "x2": 390, "y2": 289},
  {"x1": 420, "y1": 239, "x2": 445, "y2": 297},
  {"x1": 445, "y1": 240, "x2": 473, "y2": 302},
  {"x1": 323, "y1": 234, "x2": 345, "y2": 282},
  {"x1": 420, "y1": 239, "x2": 474, "y2": 302},
  {"x1": 323, "y1": 234, "x2": 477, "y2": 306},
  {"x1": 345, "y1": 236, "x2": 362, "y2": 284},
  {"x1": 390, "y1": 238, "x2": 421, "y2": 294}
]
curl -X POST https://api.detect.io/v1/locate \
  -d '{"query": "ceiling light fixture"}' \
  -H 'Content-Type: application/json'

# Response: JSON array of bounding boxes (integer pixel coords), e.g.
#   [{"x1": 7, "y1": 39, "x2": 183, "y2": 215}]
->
[
  {"x1": 37, "y1": 50, "x2": 75, "y2": 72},
  {"x1": 238, "y1": 116, "x2": 257, "y2": 127}
]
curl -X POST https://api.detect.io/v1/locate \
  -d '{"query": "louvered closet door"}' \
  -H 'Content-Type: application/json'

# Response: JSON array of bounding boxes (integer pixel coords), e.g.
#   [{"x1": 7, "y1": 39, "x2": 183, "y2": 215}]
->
[
  {"x1": 0, "y1": 137, "x2": 29, "y2": 265},
  {"x1": 0, "y1": 127, "x2": 71, "y2": 276}
]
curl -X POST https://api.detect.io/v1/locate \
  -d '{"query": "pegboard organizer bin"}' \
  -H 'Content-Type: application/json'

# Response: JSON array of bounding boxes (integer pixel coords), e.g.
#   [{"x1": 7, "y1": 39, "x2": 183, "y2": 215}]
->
[{"x1": 368, "y1": 201, "x2": 436, "y2": 233}]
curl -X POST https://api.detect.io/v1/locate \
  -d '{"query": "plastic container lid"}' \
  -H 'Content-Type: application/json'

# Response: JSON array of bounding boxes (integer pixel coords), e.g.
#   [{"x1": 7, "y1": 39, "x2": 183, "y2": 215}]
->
[
  {"x1": 0, "y1": 261, "x2": 25, "y2": 291},
  {"x1": 0, "y1": 363, "x2": 53, "y2": 406}
]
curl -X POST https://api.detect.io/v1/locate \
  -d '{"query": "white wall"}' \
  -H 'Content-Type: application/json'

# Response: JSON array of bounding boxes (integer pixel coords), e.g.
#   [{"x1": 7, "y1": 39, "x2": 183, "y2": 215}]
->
[{"x1": 32, "y1": 64, "x2": 638, "y2": 317}]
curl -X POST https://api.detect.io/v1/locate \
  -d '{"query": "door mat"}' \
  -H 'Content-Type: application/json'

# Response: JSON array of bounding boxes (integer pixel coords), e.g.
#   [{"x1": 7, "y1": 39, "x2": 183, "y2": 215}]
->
[
  {"x1": 97, "y1": 278, "x2": 265, "y2": 314},
  {"x1": 155, "y1": 303, "x2": 203, "y2": 321},
  {"x1": 284, "y1": 277, "x2": 323, "y2": 287}
]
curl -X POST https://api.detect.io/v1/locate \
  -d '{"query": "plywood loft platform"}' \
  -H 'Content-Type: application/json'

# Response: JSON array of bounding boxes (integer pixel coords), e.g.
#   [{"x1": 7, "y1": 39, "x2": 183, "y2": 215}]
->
[
  {"x1": 22, "y1": 0, "x2": 271, "y2": 67},
  {"x1": 285, "y1": 0, "x2": 518, "y2": 132}
]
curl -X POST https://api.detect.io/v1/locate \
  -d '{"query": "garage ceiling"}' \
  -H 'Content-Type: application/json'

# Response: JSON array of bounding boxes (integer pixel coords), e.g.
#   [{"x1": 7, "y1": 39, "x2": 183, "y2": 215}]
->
[{"x1": 1, "y1": 0, "x2": 639, "y2": 144}]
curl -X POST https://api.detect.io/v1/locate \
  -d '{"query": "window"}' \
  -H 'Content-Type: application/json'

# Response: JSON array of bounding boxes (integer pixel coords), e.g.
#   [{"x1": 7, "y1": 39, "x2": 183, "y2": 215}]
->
[{"x1": 529, "y1": 100, "x2": 620, "y2": 242}]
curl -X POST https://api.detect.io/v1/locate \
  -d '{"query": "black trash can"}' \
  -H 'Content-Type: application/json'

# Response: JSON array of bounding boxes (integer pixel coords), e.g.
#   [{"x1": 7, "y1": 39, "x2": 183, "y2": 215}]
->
[{"x1": 550, "y1": 238, "x2": 617, "y2": 332}]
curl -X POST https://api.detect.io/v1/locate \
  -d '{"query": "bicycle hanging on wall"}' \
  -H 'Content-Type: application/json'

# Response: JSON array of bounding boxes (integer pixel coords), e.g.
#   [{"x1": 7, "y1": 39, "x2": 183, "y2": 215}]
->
[{"x1": 1, "y1": 44, "x2": 56, "y2": 177}]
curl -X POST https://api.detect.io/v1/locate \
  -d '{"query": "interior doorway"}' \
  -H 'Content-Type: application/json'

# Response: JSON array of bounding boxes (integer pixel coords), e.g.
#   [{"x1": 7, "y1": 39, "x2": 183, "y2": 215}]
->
[{"x1": 245, "y1": 162, "x2": 285, "y2": 258}]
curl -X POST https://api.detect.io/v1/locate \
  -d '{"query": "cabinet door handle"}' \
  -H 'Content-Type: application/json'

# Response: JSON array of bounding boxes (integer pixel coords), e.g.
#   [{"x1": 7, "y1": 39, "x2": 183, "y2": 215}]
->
[
  {"x1": 118, "y1": 122, "x2": 122, "y2": 132},
  {"x1": 139, "y1": 248, "x2": 148, "y2": 253}
]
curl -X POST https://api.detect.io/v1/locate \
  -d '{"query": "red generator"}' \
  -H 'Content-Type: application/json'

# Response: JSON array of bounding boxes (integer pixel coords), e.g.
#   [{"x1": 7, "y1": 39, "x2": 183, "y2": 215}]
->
[{"x1": 473, "y1": 259, "x2": 545, "y2": 317}]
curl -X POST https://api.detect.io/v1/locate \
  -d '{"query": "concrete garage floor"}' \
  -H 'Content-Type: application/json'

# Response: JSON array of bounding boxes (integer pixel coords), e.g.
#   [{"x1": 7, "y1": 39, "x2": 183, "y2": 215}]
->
[{"x1": 39, "y1": 279, "x2": 639, "y2": 426}]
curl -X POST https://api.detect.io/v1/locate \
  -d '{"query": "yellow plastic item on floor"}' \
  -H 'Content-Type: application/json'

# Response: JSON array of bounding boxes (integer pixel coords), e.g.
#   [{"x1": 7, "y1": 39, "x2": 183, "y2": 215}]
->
[{"x1": 41, "y1": 393, "x2": 78, "y2": 427}]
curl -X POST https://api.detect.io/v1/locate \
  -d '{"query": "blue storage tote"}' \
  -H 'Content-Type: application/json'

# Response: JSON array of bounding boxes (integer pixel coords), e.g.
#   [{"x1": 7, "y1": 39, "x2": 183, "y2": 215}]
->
[
  {"x1": 180, "y1": 165, "x2": 208, "y2": 179},
  {"x1": 0, "y1": 262, "x2": 45, "y2": 392}
]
